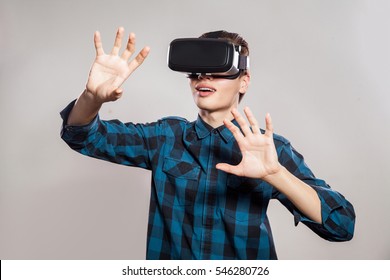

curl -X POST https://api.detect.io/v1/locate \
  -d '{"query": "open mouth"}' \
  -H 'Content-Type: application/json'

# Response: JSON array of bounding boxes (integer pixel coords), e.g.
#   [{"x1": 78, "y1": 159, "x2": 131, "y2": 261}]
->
[
  {"x1": 197, "y1": 87, "x2": 216, "y2": 92},
  {"x1": 195, "y1": 85, "x2": 216, "y2": 94}
]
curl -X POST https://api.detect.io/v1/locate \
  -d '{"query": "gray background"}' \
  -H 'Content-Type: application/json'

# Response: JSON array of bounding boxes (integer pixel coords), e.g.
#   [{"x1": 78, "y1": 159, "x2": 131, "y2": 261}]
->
[{"x1": 0, "y1": 0, "x2": 389, "y2": 259}]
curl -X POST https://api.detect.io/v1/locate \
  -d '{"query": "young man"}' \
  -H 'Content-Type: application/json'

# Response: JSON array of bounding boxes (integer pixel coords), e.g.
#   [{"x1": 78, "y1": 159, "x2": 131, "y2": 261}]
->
[{"x1": 60, "y1": 27, "x2": 355, "y2": 259}]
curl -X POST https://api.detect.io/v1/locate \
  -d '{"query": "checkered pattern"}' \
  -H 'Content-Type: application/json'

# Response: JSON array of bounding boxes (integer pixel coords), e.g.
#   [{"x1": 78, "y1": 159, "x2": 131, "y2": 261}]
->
[{"x1": 60, "y1": 100, "x2": 355, "y2": 259}]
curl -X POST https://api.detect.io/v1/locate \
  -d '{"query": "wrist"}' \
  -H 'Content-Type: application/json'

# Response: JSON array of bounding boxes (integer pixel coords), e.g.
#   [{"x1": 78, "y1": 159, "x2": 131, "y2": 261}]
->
[
  {"x1": 82, "y1": 89, "x2": 104, "y2": 107},
  {"x1": 262, "y1": 164, "x2": 286, "y2": 184},
  {"x1": 67, "y1": 89, "x2": 102, "y2": 126}
]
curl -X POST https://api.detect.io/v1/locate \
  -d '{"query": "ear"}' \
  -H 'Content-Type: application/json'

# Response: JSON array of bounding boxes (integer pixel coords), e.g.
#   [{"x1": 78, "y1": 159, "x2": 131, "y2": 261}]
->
[{"x1": 239, "y1": 71, "x2": 251, "y2": 94}]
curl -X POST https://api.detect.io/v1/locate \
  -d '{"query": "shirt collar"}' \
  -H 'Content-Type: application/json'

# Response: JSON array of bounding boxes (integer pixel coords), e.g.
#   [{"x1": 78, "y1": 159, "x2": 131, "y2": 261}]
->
[{"x1": 195, "y1": 115, "x2": 236, "y2": 143}]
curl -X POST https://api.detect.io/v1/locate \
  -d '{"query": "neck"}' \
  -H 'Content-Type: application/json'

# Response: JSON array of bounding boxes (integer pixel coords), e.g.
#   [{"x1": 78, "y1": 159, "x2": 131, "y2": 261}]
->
[{"x1": 198, "y1": 108, "x2": 235, "y2": 128}]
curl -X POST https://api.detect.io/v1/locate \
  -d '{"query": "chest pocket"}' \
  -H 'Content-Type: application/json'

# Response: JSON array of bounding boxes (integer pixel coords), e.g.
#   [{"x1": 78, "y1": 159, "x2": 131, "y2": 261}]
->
[
  {"x1": 162, "y1": 157, "x2": 200, "y2": 206},
  {"x1": 224, "y1": 175, "x2": 266, "y2": 223}
]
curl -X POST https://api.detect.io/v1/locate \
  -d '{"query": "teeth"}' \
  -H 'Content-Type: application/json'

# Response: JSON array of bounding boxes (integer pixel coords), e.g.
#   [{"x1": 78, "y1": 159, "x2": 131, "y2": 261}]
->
[{"x1": 198, "y1": 87, "x2": 215, "y2": 92}]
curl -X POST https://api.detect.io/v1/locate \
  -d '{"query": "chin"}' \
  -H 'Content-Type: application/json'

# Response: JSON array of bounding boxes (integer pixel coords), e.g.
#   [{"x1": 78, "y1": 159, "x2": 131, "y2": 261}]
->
[{"x1": 194, "y1": 98, "x2": 218, "y2": 111}]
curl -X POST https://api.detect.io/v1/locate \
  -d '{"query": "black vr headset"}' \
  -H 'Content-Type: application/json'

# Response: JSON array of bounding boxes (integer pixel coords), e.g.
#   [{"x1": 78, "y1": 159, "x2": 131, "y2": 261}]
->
[{"x1": 168, "y1": 38, "x2": 249, "y2": 79}]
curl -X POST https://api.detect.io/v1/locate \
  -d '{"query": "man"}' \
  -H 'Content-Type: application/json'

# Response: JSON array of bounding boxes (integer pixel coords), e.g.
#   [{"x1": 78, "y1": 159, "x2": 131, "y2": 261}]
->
[{"x1": 60, "y1": 27, "x2": 355, "y2": 259}]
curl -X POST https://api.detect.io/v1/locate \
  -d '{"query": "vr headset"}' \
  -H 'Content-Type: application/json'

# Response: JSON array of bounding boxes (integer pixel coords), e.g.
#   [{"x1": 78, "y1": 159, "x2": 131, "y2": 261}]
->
[{"x1": 168, "y1": 38, "x2": 249, "y2": 79}]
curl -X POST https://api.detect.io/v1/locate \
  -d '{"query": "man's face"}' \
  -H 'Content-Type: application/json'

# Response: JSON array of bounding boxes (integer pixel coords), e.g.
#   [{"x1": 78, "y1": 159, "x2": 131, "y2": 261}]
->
[{"x1": 189, "y1": 73, "x2": 250, "y2": 115}]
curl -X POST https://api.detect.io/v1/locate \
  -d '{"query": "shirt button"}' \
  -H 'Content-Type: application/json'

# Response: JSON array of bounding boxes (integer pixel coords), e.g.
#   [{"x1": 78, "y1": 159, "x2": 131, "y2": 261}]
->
[{"x1": 213, "y1": 130, "x2": 218, "y2": 134}]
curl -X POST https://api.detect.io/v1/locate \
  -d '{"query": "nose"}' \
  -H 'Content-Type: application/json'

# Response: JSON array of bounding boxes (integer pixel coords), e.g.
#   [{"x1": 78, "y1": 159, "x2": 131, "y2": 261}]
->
[{"x1": 198, "y1": 74, "x2": 213, "y2": 80}]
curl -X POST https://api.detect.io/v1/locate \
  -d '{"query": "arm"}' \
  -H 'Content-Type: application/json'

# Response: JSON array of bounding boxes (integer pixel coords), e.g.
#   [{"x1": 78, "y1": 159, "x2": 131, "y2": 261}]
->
[
  {"x1": 216, "y1": 107, "x2": 321, "y2": 222},
  {"x1": 60, "y1": 103, "x2": 162, "y2": 170},
  {"x1": 264, "y1": 166, "x2": 322, "y2": 223},
  {"x1": 61, "y1": 27, "x2": 156, "y2": 169},
  {"x1": 216, "y1": 107, "x2": 355, "y2": 240},
  {"x1": 67, "y1": 27, "x2": 150, "y2": 126}
]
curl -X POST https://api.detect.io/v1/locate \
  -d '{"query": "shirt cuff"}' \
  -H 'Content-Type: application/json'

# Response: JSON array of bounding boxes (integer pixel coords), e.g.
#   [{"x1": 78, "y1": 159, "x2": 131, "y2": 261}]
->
[{"x1": 60, "y1": 99, "x2": 99, "y2": 140}]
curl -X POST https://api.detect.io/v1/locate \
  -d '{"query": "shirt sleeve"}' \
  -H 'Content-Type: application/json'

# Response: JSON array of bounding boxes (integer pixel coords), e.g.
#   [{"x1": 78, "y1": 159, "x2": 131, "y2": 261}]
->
[
  {"x1": 60, "y1": 99, "x2": 162, "y2": 170},
  {"x1": 272, "y1": 139, "x2": 356, "y2": 242}
]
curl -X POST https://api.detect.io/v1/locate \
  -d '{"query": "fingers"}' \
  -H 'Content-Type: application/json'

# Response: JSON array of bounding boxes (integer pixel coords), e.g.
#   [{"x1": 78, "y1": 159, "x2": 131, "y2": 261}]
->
[
  {"x1": 94, "y1": 31, "x2": 104, "y2": 56},
  {"x1": 223, "y1": 117, "x2": 245, "y2": 143},
  {"x1": 231, "y1": 108, "x2": 252, "y2": 137},
  {"x1": 128, "y1": 46, "x2": 150, "y2": 72},
  {"x1": 121, "y1": 33, "x2": 136, "y2": 60},
  {"x1": 244, "y1": 107, "x2": 260, "y2": 135},
  {"x1": 264, "y1": 113, "x2": 274, "y2": 137},
  {"x1": 110, "y1": 27, "x2": 124, "y2": 55},
  {"x1": 228, "y1": 107, "x2": 274, "y2": 138},
  {"x1": 98, "y1": 27, "x2": 149, "y2": 66},
  {"x1": 120, "y1": 32, "x2": 150, "y2": 68},
  {"x1": 231, "y1": 107, "x2": 261, "y2": 137}
]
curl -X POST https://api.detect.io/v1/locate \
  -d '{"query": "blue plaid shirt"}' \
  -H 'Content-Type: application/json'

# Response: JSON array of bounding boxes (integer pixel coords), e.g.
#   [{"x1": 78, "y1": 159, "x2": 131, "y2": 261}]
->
[{"x1": 60, "y1": 100, "x2": 355, "y2": 259}]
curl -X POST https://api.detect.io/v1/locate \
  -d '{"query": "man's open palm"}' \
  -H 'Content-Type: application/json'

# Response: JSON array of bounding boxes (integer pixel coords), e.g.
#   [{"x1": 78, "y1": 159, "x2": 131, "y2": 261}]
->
[
  {"x1": 86, "y1": 27, "x2": 150, "y2": 103},
  {"x1": 216, "y1": 107, "x2": 281, "y2": 179}
]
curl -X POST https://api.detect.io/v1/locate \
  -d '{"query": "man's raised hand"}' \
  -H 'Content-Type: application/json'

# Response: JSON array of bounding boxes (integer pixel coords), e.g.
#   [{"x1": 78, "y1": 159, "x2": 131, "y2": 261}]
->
[
  {"x1": 86, "y1": 27, "x2": 150, "y2": 103},
  {"x1": 216, "y1": 107, "x2": 282, "y2": 179}
]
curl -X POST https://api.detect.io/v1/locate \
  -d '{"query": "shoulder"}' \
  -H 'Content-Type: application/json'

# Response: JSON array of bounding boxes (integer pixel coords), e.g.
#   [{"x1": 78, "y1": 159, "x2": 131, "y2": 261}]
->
[
  {"x1": 271, "y1": 131, "x2": 306, "y2": 163},
  {"x1": 159, "y1": 116, "x2": 190, "y2": 124},
  {"x1": 260, "y1": 128, "x2": 291, "y2": 147},
  {"x1": 156, "y1": 116, "x2": 195, "y2": 134},
  {"x1": 157, "y1": 116, "x2": 193, "y2": 128},
  {"x1": 133, "y1": 116, "x2": 191, "y2": 128},
  {"x1": 270, "y1": 131, "x2": 297, "y2": 159},
  {"x1": 272, "y1": 132, "x2": 291, "y2": 147}
]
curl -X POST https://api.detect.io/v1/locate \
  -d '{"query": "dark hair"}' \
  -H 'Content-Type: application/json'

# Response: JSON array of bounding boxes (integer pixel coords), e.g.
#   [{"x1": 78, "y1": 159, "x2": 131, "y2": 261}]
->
[
  {"x1": 199, "y1": 30, "x2": 249, "y2": 56},
  {"x1": 199, "y1": 30, "x2": 249, "y2": 103}
]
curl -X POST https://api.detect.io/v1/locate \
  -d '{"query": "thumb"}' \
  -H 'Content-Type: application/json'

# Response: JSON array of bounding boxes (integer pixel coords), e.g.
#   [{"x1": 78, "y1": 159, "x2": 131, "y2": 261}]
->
[
  {"x1": 110, "y1": 87, "x2": 123, "y2": 100},
  {"x1": 216, "y1": 163, "x2": 240, "y2": 175}
]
